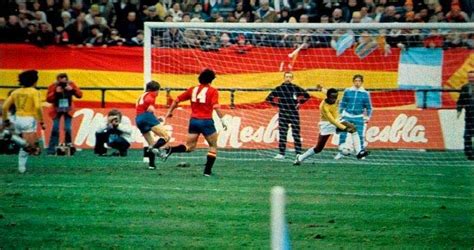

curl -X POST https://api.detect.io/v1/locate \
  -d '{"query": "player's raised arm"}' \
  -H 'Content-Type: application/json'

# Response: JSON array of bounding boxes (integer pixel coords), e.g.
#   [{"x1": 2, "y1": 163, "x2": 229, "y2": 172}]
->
[{"x1": 165, "y1": 99, "x2": 179, "y2": 118}]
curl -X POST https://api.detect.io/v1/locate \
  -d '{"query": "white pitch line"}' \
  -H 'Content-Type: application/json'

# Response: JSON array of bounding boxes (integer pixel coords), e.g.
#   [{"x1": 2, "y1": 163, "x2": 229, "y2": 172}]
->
[{"x1": 4, "y1": 183, "x2": 471, "y2": 201}]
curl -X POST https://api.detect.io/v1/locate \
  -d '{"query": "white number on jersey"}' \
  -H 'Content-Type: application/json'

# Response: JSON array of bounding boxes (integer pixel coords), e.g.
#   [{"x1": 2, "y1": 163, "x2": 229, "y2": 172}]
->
[
  {"x1": 191, "y1": 87, "x2": 208, "y2": 103},
  {"x1": 136, "y1": 93, "x2": 147, "y2": 106}
]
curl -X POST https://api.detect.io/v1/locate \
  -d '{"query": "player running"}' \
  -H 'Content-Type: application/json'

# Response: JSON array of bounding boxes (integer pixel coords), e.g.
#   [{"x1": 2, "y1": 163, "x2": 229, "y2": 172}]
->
[
  {"x1": 164, "y1": 69, "x2": 227, "y2": 176},
  {"x1": 2, "y1": 70, "x2": 45, "y2": 173},
  {"x1": 135, "y1": 80, "x2": 170, "y2": 170},
  {"x1": 294, "y1": 86, "x2": 369, "y2": 166}
]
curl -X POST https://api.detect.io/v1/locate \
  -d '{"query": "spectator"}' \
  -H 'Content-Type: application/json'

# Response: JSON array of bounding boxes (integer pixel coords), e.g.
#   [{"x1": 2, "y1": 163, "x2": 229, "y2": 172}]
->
[
  {"x1": 191, "y1": 3, "x2": 209, "y2": 21},
  {"x1": 84, "y1": 25, "x2": 107, "y2": 47},
  {"x1": 183, "y1": 0, "x2": 199, "y2": 13},
  {"x1": 213, "y1": 0, "x2": 235, "y2": 18},
  {"x1": 456, "y1": 70, "x2": 474, "y2": 160},
  {"x1": 162, "y1": 27, "x2": 184, "y2": 47},
  {"x1": 114, "y1": 0, "x2": 137, "y2": 30},
  {"x1": 446, "y1": 4, "x2": 470, "y2": 22},
  {"x1": 94, "y1": 109, "x2": 132, "y2": 157},
  {"x1": 360, "y1": 7, "x2": 374, "y2": 22},
  {"x1": 106, "y1": 28, "x2": 126, "y2": 46},
  {"x1": 65, "y1": 12, "x2": 89, "y2": 45},
  {"x1": 128, "y1": 29, "x2": 144, "y2": 46},
  {"x1": 266, "y1": 72, "x2": 310, "y2": 159},
  {"x1": 277, "y1": 7, "x2": 291, "y2": 23},
  {"x1": 0, "y1": 17, "x2": 7, "y2": 42},
  {"x1": 380, "y1": 5, "x2": 399, "y2": 22},
  {"x1": 168, "y1": 2, "x2": 184, "y2": 22},
  {"x1": 36, "y1": 22, "x2": 55, "y2": 46},
  {"x1": 118, "y1": 11, "x2": 141, "y2": 41},
  {"x1": 423, "y1": 29, "x2": 444, "y2": 48},
  {"x1": 54, "y1": 25, "x2": 70, "y2": 45},
  {"x1": 233, "y1": 2, "x2": 246, "y2": 21},
  {"x1": 46, "y1": 73, "x2": 83, "y2": 155},
  {"x1": 372, "y1": 4, "x2": 385, "y2": 22},
  {"x1": 60, "y1": 11, "x2": 75, "y2": 28},
  {"x1": 351, "y1": 11, "x2": 362, "y2": 23},
  {"x1": 255, "y1": 0, "x2": 277, "y2": 22},
  {"x1": 5, "y1": 15, "x2": 26, "y2": 43},
  {"x1": 143, "y1": 6, "x2": 162, "y2": 22},
  {"x1": 98, "y1": 0, "x2": 116, "y2": 25},
  {"x1": 331, "y1": 8, "x2": 344, "y2": 23},
  {"x1": 183, "y1": 16, "x2": 207, "y2": 48}
]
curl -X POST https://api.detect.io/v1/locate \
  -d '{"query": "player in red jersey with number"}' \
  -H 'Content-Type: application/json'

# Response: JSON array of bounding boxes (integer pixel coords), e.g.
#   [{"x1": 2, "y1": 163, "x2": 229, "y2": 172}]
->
[
  {"x1": 135, "y1": 80, "x2": 170, "y2": 170},
  {"x1": 164, "y1": 69, "x2": 227, "y2": 176}
]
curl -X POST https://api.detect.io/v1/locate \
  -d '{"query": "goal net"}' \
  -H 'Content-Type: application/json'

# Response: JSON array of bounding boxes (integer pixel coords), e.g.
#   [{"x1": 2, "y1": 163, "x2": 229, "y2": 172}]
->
[{"x1": 144, "y1": 22, "x2": 474, "y2": 166}]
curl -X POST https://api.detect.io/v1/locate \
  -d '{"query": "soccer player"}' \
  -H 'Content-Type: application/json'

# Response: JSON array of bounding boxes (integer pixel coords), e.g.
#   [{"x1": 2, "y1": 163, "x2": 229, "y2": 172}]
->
[
  {"x1": 335, "y1": 74, "x2": 372, "y2": 160},
  {"x1": 294, "y1": 87, "x2": 369, "y2": 166},
  {"x1": 456, "y1": 70, "x2": 474, "y2": 160},
  {"x1": 164, "y1": 69, "x2": 227, "y2": 176},
  {"x1": 135, "y1": 80, "x2": 170, "y2": 169},
  {"x1": 266, "y1": 71, "x2": 310, "y2": 159},
  {"x1": 2, "y1": 70, "x2": 45, "y2": 173}
]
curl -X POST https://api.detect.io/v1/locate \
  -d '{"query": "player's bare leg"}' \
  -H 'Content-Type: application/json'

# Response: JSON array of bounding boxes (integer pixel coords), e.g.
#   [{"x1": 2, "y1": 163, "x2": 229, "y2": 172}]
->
[
  {"x1": 203, "y1": 132, "x2": 218, "y2": 176},
  {"x1": 294, "y1": 134, "x2": 330, "y2": 165},
  {"x1": 163, "y1": 133, "x2": 198, "y2": 161},
  {"x1": 143, "y1": 125, "x2": 171, "y2": 169},
  {"x1": 150, "y1": 125, "x2": 170, "y2": 156}
]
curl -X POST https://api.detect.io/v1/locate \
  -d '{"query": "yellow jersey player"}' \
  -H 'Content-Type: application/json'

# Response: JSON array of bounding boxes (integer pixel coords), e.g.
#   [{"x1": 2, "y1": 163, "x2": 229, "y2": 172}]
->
[
  {"x1": 2, "y1": 70, "x2": 45, "y2": 173},
  {"x1": 294, "y1": 87, "x2": 369, "y2": 165}
]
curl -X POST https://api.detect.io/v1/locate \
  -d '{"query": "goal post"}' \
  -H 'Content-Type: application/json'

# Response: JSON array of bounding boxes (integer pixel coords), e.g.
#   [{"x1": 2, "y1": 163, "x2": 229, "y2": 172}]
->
[
  {"x1": 271, "y1": 186, "x2": 290, "y2": 250},
  {"x1": 143, "y1": 21, "x2": 474, "y2": 165}
]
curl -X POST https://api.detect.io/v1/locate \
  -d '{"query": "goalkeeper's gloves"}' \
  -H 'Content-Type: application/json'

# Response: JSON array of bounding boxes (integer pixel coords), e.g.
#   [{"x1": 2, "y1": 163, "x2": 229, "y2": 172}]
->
[
  {"x1": 221, "y1": 118, "x2": 228, "y2": 131},
  {"x1": 340, "y1": 121, "x2": 356, "y2": 133}
]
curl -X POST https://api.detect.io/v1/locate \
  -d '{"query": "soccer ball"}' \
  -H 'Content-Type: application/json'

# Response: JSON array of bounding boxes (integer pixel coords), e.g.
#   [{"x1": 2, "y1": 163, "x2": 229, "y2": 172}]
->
[
  {"x1": 339, "y1": 144, "x2": 353, "y2": 156},
  {"x1": 176, "y1": 162, "x2": 191, "y2": 168}
]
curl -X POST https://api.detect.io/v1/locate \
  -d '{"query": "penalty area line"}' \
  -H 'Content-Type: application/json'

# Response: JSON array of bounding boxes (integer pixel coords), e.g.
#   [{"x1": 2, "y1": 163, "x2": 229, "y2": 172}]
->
[{"x1": 4, "y1": 183, "x2": 471, "y2": 201}]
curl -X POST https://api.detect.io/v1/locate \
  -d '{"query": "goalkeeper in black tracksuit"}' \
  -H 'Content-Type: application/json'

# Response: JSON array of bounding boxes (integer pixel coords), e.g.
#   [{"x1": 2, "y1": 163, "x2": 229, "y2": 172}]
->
[
  {"x1": 266, "y1": 72, "x2": 310, "y2": 159},
  {"x1": 456, "y1": 70, "x2": 474, "y2": 161}
]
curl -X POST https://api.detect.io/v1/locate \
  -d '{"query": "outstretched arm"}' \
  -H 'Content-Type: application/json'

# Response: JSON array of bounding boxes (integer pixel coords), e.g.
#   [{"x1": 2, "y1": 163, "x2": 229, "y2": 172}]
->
[{"x1": 165, "y1": 99, "x2": 179, "y2": 118}]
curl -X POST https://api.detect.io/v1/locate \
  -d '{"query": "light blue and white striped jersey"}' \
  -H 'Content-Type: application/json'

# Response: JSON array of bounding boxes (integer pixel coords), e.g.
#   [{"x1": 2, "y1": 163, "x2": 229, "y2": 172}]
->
[{"x1": 339, "y1": 86, "x2": 373, "y2": 118}]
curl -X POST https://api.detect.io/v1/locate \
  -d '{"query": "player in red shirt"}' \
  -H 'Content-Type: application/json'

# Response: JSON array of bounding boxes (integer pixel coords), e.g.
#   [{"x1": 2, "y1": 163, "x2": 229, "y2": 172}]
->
[
  {"x1": 164, "y1": 69, "x2": 227, "y2": 176},
  {"x1": 135, "y1": 80, "x2": 170, "y2": 169}
]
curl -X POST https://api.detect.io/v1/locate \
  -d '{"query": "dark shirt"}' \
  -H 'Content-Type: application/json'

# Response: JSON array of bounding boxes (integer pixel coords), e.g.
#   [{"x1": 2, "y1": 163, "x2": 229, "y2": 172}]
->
[
  {"x1": 266, "y1": 82, "x2": 310, "y2": 114},
  {"x1": 457, "y1": 82, "x2": 474, "y2": 121}
]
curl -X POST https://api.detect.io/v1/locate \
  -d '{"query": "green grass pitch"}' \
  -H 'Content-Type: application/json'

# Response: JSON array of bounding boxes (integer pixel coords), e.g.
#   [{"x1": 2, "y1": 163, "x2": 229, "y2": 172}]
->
[{"x1": 0, "y1": 149, "x2": 473, "y2": 248}]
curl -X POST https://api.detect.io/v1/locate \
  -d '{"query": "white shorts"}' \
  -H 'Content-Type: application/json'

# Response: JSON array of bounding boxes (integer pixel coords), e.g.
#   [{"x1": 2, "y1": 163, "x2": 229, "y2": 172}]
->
[
  {"x1": 14, "y1": 116, "x2": 37, "y2": 134},
  {"x1": 319, "y1": 121, "x2": 337, "y2": 136}
]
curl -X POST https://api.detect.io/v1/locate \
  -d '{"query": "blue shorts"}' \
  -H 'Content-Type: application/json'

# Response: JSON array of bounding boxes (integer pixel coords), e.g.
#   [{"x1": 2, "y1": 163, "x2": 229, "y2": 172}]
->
[
  {"x1": 136, "y1": 112, "x2": 160, "y2": 134},
  {"x1": 188, "y1": 118, "x2": 216, "y2": 136}
]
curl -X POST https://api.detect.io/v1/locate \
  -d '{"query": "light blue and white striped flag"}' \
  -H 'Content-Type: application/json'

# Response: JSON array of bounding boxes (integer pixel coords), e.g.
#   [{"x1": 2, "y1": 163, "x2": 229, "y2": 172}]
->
[
  {"x1": 335, "y1": 32, "x2": 355, "y2": 56},
  {"x1": 397, "y1": 48, "x2": 443, "y2": 108}
]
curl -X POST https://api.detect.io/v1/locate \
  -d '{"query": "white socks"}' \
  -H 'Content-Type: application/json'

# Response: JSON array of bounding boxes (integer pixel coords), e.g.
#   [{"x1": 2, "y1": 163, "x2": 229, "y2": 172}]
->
[
  {"x1": 350, "y1": 132, "x2": 362, "y2": 153},
  {"x1": 18, "y1": 149, "x2": 28, "y2": 173},
  {"x1": 299, "y1": 147, "x2": 316, "y2": 162}
]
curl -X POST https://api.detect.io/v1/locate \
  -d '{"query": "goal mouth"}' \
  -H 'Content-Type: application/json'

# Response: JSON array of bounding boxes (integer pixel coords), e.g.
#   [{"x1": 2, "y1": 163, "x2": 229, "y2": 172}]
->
[{"x1": 143, "y1": 22, "x2": 474, "y2": 164}]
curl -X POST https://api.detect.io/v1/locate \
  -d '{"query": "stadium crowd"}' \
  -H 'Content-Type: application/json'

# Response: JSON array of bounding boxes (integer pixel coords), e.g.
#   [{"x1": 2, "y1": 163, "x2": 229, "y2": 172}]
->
[{"x1": 0, "y1": 0, "x2": 473, "y2": 48}]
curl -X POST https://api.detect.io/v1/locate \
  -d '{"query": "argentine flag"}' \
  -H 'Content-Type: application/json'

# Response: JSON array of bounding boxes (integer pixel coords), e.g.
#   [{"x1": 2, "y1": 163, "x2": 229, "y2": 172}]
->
[
  {"x1": 397, "y1": 48, "x2": 443, "y2": 108},
  {"x1": 334, "y1": 32, "x2": 355, "y2": 56}
]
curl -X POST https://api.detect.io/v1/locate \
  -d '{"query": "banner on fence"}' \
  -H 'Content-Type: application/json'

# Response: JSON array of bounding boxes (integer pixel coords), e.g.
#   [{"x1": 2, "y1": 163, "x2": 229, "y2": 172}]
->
[{"x1": 42, "y1": 107, "x2": 446, "y2": 150}]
